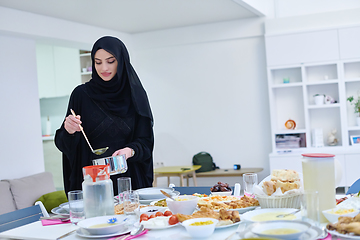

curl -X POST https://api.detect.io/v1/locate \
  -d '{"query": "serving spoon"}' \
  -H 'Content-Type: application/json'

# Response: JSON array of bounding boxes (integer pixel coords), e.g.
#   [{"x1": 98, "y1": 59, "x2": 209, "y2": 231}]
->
[
  {"x1": 70, "y1": 109, "x2": 108, "y2": 155},
  {"x1": 276, "y1": 209, "x2": 301, "y2": 218}
]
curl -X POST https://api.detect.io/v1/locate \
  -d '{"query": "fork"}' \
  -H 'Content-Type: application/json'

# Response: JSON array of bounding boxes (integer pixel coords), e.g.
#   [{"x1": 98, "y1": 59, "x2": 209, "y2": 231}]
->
[{"x1": 224, "y1": 222, "x2": 247, "y2": 240}]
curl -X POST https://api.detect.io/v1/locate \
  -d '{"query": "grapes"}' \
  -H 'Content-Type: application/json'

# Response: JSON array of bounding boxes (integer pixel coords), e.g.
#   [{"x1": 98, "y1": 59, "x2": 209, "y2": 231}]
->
[{"x1": 210, "y1": 181, "x2": 231, "y2": 192}]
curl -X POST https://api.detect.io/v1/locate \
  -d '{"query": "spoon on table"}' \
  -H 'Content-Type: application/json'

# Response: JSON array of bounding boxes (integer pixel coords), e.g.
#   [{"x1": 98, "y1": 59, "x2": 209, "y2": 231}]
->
[
  {"x1": 70, "y1": 109, "x2": 108, "y2": 155},
  {"x1": 276, "y1": 209, "x2": 301, "y2": 218},
  {"x1": 160, "y1": 190, "x2": 200, "y2": 211}
]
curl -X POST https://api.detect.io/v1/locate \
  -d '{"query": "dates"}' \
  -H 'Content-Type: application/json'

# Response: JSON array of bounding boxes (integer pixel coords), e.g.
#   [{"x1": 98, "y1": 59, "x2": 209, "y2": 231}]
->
[{"x1": 210, "y1": 181, "x2": 231, "y2": 192}]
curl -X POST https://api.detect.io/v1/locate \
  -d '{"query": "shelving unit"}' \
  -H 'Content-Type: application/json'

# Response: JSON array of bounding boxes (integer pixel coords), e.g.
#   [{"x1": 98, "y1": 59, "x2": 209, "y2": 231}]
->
[{"x1": 80, "y1": 50, "x2": 92, "y2": 84}]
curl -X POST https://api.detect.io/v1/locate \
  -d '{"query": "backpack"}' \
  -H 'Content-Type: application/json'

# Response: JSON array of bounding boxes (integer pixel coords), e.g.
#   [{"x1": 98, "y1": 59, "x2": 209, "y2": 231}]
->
[{"x1": 192, "y1": 152, "x2": 218, "y2": 173}]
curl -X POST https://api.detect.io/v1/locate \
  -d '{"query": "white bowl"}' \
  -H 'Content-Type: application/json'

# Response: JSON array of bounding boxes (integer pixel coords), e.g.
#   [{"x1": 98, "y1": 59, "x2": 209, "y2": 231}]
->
[
  {"x1": 322, "y1": 207, "x2": 359, "y2": 223},
  {"x1": 77, "y1": 215, "x2": 127, "y2": 235},
  {"x1": 137, "y1": 206, "x2": 169, "y2": 217},
  {"x1": 251, "y1": 220, "x2": 311, "y2": 240},
  {"x1": 182, "y1": 217, "x2": 219, "y2": 238},
  {"x1": 166, "y1": 195, "x2": 198, "y2": 215},
  {"x1": 135, "y1": 187, "x2": 179, "y2": 200},
  {"x1": 210, "y1": 191, "x2": 233, "y2": 196}
]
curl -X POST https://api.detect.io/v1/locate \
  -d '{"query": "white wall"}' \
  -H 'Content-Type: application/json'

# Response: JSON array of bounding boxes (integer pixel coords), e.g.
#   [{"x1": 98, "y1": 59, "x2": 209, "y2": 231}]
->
[
  {"x1": 132, "y1": 19, "x2": 271, "y2": 186},
  {"x1": 0, "y1": 35, "x2": 44, "y2": 179}
]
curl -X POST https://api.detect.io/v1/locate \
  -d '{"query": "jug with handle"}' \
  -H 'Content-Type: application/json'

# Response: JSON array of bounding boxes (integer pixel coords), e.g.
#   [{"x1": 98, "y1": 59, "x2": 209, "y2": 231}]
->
[{"x1": 301, "y1": 153, "x2": 343, "y2": 223}]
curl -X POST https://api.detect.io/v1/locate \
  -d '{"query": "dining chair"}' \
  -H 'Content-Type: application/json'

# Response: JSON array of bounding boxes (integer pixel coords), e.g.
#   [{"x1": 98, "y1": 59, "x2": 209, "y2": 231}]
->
[
  {"x1": 173, "y1": 186, "x2": 212, "y2": 195},
  {"x1": 346, "y1": 178, "x2": 360, "y2": 195},
  {"x1": 0, "y1": 204, "x2": 44, "y2": 233}
]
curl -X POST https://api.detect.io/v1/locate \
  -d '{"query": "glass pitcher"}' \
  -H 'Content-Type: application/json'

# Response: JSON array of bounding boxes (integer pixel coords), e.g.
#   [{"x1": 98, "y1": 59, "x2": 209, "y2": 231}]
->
[
  {"x1": 302, "y1": 153, "x2": 340, "y2": 223},
  {"x1": 82, "y1": 165, "x2": 115, "y2": 218}
]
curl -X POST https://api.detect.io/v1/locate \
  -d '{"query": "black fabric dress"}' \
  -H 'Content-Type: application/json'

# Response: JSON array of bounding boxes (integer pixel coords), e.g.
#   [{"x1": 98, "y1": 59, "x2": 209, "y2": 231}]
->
[{"x1": 55, "y1": 36, "x2": 154, "y2": 195}]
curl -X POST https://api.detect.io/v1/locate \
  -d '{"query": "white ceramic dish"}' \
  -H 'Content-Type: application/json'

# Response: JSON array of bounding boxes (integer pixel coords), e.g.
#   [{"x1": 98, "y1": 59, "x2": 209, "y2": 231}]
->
[
  {"x1": 322, "y1": 207, "x2": 359, "y2": 223},
  {"x1": 250, "y1": 220, "x2": 311, "y2": 239},
  {"x1": 77, "y1": 215, "x2": 127, "y2": 235},
  {"x1": 215, "y1": 220, "x2": 241, "y2": 229},
  {"x1": 327, "y1": 229, "x2": 360, "y2": 239},
  {"x1": 137, "y1": 206, "x2": 169, "y2": 217},
  {"x1": 135, "y1": 187, "x2": 178, "y2": 200},
  {"x1": 135, "y1": 218, "x2": 180, "y2": 230},
  {"x1": 166, "y1": 195, "x2": 198, "y2": 215},
  {"x1": 51, "y1": 207, "x2": 69, "y2": 216},
  {"x1": 76, "y1": 226, "x2": 130, "y2": 238},
  {"x1": 210, "y1": 191, "x2": 233, "y2": 196},
  {"x1": 59, "y1": 202, "x2": 69, "y2": 210},
  {"x1": 182, "y1": 217, "x2": 219, "y2": 238},
  {"x1": 240, "y1": 225, "x2": 322, "y2": 240},
  {"x1": 241, "y1": 208, "x2": 301, "y2": 222}
]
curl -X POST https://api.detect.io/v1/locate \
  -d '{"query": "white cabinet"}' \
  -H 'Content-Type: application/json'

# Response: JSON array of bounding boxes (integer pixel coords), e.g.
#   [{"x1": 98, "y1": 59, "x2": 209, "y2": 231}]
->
[
  {"x1": 266, "y1": 28, "x2": 360, "y2": 187},
  {"x1": 80, "y1": 51, "x2": 92, "y2": 84},
  {"x1": 339, "y1": 27, "x2": 360, "y2": 60},
  {"x1": 265, "y1": 30, "x2": 339, "y2": 66},
  {"x1": 36, "y1": 44, "x2": 81, "y2": 98}
]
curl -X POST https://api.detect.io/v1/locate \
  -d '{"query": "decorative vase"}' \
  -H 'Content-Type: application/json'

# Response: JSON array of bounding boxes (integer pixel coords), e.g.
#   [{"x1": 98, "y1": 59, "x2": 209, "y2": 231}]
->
[{"x1": 314, "y1": 95, "x2": 324, "y2": 105}]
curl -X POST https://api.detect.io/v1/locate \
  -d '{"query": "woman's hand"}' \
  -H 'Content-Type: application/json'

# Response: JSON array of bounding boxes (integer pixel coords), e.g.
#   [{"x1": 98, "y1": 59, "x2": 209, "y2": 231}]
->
[
  {"x1": 112, "y1": 147, "x2": 133, "y2": 160},
  {"x1": 64, "y1": 114, "x2": 82, "y2": 134}
]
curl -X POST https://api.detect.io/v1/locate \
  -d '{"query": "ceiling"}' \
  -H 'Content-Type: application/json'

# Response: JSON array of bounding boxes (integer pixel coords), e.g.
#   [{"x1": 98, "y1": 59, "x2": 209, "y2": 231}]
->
[{"x1": 0, "y1": 0, "x2": 259, "y2": 34}]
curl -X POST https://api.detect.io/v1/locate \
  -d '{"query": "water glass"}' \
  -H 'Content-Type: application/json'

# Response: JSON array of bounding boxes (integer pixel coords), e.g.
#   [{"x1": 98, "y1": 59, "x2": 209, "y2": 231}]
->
[
  {"x1": 117, "y1": 177, "x2": 131, "y2": 203},
  {"x1": 123, "y1": 190, "x2": 139, "y2": 215},
  {"x1": 301, "y1": 190, "x2": 320, "y2": 226},
  {"x1": 243, "y1": 173, "x2": 258, "y2": 197},
  {"x1": 68, "y1": 190, "x2": 85, "y2": 224}
]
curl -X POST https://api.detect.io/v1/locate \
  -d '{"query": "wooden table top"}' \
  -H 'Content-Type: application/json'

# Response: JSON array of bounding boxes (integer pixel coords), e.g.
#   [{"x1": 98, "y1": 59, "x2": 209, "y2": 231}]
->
[
  {"x1": 154, "y1": 165, "x2": 201, "y2": 174},
  {"x1": 195, "y1": 167, "x2": 263, "y2": 177}
]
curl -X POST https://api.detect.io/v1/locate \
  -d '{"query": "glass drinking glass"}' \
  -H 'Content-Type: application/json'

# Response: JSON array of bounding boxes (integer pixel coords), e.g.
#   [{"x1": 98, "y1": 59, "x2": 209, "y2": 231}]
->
[
  {"x1": 243, "y1": 173, "x2": 258, "y2": 197},
  {"x1": 123, "y1": 190, "x2": 139, "y2": 215},
  {"x1": 117, "y1": 177, "x2": 131, "y2": 203},
  {"x1": 301, "y1": 190, "x2": 320, "y2": 227},
  {"x1": 68, "y1": 190, "x2": 85, "y2": 225}
]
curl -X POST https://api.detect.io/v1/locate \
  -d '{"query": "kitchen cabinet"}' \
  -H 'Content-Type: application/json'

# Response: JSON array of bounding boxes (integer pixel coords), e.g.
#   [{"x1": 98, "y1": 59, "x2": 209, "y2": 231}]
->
[
  {"x1": 266, "y1": 27, "x2": 360, "y2": 187},
  {"x1": 36, "y1": 44, "x2": 81, "y2": 98},
  {"x1": 80, "y1": 50, "x2": 92, "y2": 84}
]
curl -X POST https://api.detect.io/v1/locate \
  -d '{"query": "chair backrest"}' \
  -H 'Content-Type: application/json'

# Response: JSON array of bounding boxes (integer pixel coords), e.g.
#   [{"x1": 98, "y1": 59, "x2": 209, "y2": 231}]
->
[
  {"x1": 174, "y1": 186, "x2": 212, "y2": 195},
  {"x1": 0, "y1": 205, "x2": 43, "y2": 233},
  {"x1": 346, "y1": 178, "x2": 360, "y2": 195}
]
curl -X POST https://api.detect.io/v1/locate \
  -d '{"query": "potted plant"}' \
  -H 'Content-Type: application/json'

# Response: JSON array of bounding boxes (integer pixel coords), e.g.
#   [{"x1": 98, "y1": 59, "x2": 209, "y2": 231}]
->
[
  {"x1": 347, "y1": 95, "x2": 360, "y2": 126},
  {"x1": 313, "y1": 94, "x2": 325, "y2": 105}
]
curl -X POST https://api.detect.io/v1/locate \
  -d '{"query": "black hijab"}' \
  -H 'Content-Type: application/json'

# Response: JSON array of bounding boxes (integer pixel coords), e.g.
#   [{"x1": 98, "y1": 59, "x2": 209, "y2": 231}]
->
[{"x1": 85, "y1": 36, "x2": 153, "y2": 122}]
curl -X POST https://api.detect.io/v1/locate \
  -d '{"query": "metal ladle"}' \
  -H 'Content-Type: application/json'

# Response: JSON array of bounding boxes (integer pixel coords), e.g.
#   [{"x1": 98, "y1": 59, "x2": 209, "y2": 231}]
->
[{"x1": 70, "y1": 109, "x2": 108, "y2": 155}]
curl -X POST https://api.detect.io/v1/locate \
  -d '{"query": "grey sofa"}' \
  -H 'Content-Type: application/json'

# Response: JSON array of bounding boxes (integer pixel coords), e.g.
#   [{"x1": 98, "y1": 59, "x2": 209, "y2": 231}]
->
[{"x1": 0, "y1": 172, "x2": 56, "y2": 215}]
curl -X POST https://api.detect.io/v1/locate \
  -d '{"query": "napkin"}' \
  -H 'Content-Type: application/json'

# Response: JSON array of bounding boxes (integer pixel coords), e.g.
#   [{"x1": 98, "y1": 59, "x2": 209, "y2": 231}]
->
[
  {"x1": 41, "y1": 219, "x2": 71, "y2": 226},
  {"x1": 319, "y1": 232, "x2": 341, "y2": 240},
  {"x1": 108, "y1": 229, "x2": 148, "y2": 240}
]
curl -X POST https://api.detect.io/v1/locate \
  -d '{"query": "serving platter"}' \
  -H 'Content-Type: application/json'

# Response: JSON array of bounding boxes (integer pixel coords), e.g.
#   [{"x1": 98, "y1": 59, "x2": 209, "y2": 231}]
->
[
  {"x1": 51, "y1": 207, "x2": 69, "y2": 216},
  {"x1": 241, "y1": 208, "x2": 301, "y2": 222},
  {"x1": 76, "y1": 227, "x2": 131, "y2": 238},
  {"x1": 239, "y1": 225, "x2": 323, "y2": 240},
  {"x1": 215, "y1": 220, "x2": 242, "y2": 229},
  {"x1": 135, "y1": 220, "x2": 180, "y2": 230}
]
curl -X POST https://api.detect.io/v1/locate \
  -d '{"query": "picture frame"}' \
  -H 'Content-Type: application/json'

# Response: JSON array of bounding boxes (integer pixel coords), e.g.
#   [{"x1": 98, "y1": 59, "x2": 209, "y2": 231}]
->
[{"x1": 350, "y1": 135, "x2": 360, "y2": 145}]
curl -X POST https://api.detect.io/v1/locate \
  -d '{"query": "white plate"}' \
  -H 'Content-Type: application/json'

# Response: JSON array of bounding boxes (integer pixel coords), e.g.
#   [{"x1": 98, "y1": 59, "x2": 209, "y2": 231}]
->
[
  {"x1": 239, "y1": 225, "x2": 322, "y2": 240},
  {"x1": 135, "y1": 220, "x2": 180, "y2": 230},
  {"x1": 328, "y1": 229, "x2": 360, "y2": 239},
  {"x1": 214, "y1": 206, "x2": 257, "y2": 214},
  {"x1": 241, "y1": 208, "x2": 301, "y2": 222},
  {"x1": 135, "y1": 187, "x2": 178, "y2": 200},
  {"x1": 59, "y1": 202, "x2": 69, "y2": 210},
  {"x1": 250, "y1": 220, "x2": 311, "y2": 239},
  {"x1": 51, "y1": 207, "x2": 69, "y2": 216},
  {"x1": 76, "y1": 227, "x2": 130, "y2": 238},
  {"x1": 215, "y1": 220, "x2": 241, "y2": 229}
]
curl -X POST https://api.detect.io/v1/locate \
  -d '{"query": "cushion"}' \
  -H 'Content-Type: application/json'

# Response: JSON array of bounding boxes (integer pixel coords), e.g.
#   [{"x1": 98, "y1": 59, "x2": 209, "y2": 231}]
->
[
  {"x1": 8, "y1": 172, "x2": 56, "y2": 210},
  {"x1": 0, "y1": 181, "x2": 17, "y2": 214},
  {"x1": 36, "y1": 190, "x2": 68, "y2": 213}
]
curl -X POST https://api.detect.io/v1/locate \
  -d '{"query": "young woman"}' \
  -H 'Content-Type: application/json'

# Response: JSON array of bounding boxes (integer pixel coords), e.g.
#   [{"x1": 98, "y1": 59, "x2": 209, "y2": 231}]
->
[{"x1": 55, "y1": 36, "x2": 154, "y2": 195}]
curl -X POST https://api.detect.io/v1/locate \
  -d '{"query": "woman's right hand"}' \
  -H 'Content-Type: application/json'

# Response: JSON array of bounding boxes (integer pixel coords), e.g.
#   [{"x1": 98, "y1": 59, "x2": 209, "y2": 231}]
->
[{"x1": 64, "y1": 114, "x2": 82, "y2": 134}]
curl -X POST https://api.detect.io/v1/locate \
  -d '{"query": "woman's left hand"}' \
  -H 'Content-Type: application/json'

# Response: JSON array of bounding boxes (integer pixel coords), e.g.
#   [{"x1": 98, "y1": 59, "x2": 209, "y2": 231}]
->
[{"x1": 112, "y1": 147, "x2": 133, "y2": 160}]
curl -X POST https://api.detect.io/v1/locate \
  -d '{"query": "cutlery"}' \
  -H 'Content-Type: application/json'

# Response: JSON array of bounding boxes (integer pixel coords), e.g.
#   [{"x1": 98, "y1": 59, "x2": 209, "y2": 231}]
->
[
  {"x1": 276, "y1": 209, "x2": 301, "y2": 218},
  {"x1": 56, "y1": 229, "x2": 76, "y2": 240},
  {"x1": 130, "y1": 224, "x2": 144, "y2": 236},
  {"x1": 70, "y1": 109, "x2": 108, "y2": 155},
  {"x1": 224, "y1": 221, "x2": 247, "y2": 240},
  {"x1": 108, "y1": 228, "x2": 148, "y2": 240}
]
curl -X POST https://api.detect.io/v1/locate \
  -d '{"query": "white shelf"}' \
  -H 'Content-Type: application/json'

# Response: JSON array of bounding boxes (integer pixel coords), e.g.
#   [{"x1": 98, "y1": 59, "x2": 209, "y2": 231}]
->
[
  {"x1": 42, "y1": 135, "x2": 54, "y2": 141},
  {"x1": 81, "y1": 72, "x2": 92, "y2": 75}
]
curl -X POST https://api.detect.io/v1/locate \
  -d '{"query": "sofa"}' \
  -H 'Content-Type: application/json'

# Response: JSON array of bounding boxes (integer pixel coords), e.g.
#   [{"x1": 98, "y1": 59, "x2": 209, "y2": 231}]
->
[{"x1": 0, "y1": 172, "x2": 56, "y2": 215}]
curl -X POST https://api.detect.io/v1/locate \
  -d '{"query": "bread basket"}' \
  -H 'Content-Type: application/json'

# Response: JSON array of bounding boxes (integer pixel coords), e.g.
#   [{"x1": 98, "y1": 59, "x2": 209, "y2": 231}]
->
[{"x1": 255, "y1": 192, "x2": 302, "y2": 209}]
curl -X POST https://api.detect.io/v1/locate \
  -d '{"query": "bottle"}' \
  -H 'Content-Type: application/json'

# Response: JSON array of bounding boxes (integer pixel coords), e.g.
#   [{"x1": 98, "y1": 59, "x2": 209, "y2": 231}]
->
[
  {"x1": 46, "y1": 116, "x2": 51, "y2": 135},
  {"x1": 302, "y1": 153, "x2": 337, "y2": 223},
  {"x1": 82, "y1": 165, "x2": 115, "y2": 218}
]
